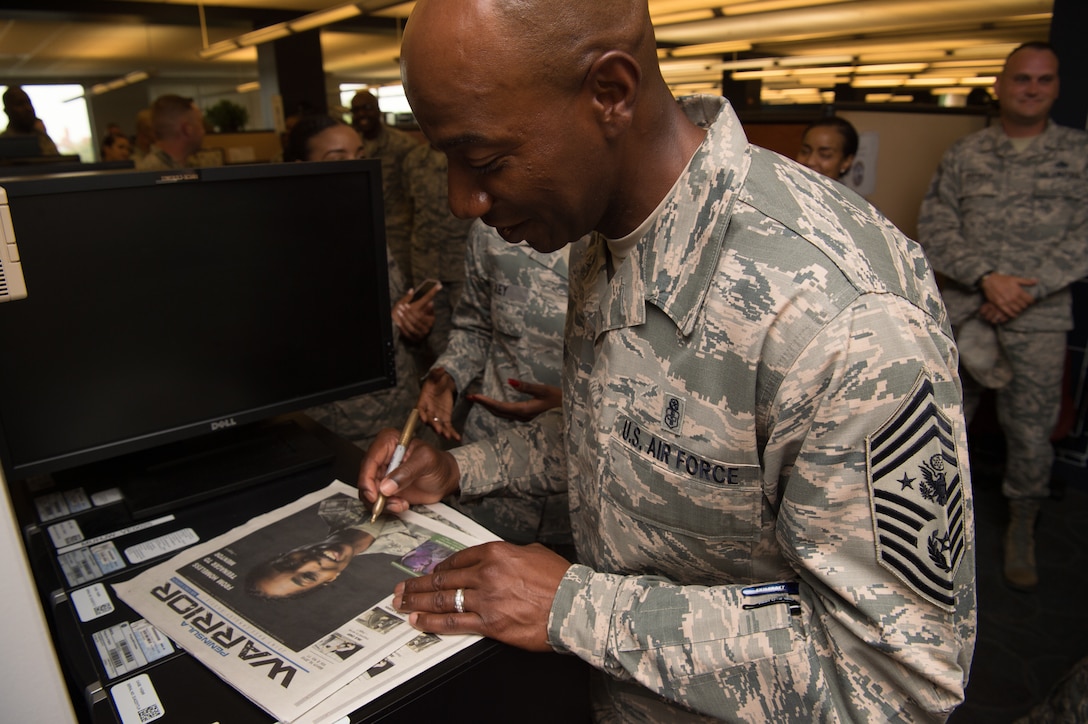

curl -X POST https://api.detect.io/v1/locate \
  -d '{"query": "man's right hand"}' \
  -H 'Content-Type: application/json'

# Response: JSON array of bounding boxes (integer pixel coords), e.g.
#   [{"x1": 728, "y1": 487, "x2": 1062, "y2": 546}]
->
[
  {"x1": 980, "y1": 272, "x2": 1036, "y2": 319},
  {"x1": 358, "y1": 428, "x2": 461, "y2": 515},
  {"x1": 393, "y1": 282, "x2": 441, "y2": 342}
]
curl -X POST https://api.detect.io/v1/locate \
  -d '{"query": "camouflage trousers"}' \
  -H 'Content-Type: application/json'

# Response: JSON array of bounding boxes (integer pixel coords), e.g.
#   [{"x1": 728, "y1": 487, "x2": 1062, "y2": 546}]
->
[
  {"x1": 1015, "y1": 654, "x2": 1088, "y2": 723},
  {"x1": 960, "y1": 328, "x2": 1065, "y2": 500}
]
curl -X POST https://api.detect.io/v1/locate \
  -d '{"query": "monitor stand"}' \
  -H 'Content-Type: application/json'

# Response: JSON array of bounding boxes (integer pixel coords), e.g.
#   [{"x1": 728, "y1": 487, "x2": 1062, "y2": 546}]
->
[{"x1": 95, "y1": 418, "x2": 334, "y2": 519}]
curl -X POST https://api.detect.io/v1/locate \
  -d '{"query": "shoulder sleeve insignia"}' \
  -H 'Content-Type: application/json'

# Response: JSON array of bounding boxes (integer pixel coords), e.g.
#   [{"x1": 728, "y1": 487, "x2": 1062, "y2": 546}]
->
[{"x1": 866, "y1": 374, "x2": 965, "y2": 611}]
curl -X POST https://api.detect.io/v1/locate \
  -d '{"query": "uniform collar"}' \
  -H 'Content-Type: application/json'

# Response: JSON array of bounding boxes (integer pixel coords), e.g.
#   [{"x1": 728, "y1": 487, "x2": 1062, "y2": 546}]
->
[
  {"x1": 984, "y1": 118, "x2": 1063, "y2": 156},
  {"x1": 517, "y1": 241, "x2": 569, "y2": 280},
  {"x1": 596, "y1": 96, "x2": 751, "y2": 337}
]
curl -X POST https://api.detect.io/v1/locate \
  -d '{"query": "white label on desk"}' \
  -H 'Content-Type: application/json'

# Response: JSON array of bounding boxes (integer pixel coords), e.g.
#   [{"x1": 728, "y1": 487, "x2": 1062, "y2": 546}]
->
[
  {"x1": 64, "y1": 487, "x2": 93, "y2": 514},
  {"x1": 92, "y1": 487, "x2": 123, "y2": 506},
  {"x1": 34, "y1": 491, "x2": 69, "y2": 522},
  {"x1": 130, "y1": 618, "x2": 174, "y2": 663},
  {"x1": 94, "y1": 621, "x2": 149, "y2": 679},
  {"x1": 48, "y1": 518, "x2": 84, "y2": 548},
  {"x1": 56, "y1": 514, "x2": 176, "y2": 556},
  {"x1": 110, "y1": 674, "x2": 165, "y2": 724},
  {"x1": 72, "y1": 583, "x2": 115, "y2": 622},
  {"x1": 59, "y1": 548, "x2": 105, "y2": 587},
  {"x1": 56, "y1": 511, "x2": 176, "y2": 555},
  {"x1": 124, "y1": 528, "x2": 199, "y2": 564}
]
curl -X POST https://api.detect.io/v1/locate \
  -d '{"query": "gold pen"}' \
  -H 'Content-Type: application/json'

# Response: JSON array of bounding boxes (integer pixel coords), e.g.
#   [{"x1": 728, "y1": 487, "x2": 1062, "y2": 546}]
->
[{"x1": 370, "y1": 408, "x2": 421, "y2": 523}]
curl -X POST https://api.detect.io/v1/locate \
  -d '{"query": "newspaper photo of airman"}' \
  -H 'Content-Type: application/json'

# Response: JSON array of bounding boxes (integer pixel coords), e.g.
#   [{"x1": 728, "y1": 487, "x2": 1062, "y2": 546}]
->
[{"x1": 173, "y1": 492, "x2": 440, "y2": 651}]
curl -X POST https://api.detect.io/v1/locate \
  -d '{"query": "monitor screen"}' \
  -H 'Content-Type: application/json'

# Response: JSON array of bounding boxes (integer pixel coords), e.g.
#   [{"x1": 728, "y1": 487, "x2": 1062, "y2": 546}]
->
[
  {"x1": 0, "y1": 135, "x2": 41, "y2": 161},
  {"x1": 0, "y1": 161, "x2": 393, "y2": 488},
  {"x1": 0, "y1": 159, "x2": 134, "y2": 176}
]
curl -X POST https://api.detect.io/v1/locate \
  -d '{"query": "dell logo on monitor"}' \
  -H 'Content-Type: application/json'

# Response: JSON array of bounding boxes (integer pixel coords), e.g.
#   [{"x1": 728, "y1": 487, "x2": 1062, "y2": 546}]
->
[{"x1": 210, "y1": 418, "x2": 238, "y2": 431}]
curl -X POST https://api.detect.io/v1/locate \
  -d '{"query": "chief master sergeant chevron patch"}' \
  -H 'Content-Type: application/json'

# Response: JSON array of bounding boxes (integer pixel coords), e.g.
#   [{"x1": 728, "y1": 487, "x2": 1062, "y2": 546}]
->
[{"x1": 866, "y1": 373, "x2": 966, "y2": 611}]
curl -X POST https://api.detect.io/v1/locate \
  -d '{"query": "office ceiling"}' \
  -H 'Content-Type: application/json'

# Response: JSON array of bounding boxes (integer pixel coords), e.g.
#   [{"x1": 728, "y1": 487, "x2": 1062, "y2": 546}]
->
[{"x1": 0, "y1": 0, "x2": 1054, "y2": 104}]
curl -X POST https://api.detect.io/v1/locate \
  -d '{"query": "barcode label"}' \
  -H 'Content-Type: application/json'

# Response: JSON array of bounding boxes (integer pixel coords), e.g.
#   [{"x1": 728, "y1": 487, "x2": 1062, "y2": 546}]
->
[
  {"x1": 71, "y1": 582, "x2": 116, "y2": 622},
  {"x1": 136, "y1": 704, "x2": 162, "y2": 723},
  {"x1": 47, "y1": 519, "x2": 84, "y2": 549},
  {"x1": 130, "y1": 619, "x2": 173, "y2": 663},
  {"x1": 34, "y1": 492, "x2": 69, "y2": 522},
  {"x1": 64, "y1": 487, "x2": 93, "y2": 514},
  {"x1": 58, "y1": 548, "x2": 104, "y2": 587},
  {"x1": 93, "y1": 622, "x2": 150, "y2": 679},
  {"x1": 111, "y1": 675, "x2": 164, "y2": 724}
]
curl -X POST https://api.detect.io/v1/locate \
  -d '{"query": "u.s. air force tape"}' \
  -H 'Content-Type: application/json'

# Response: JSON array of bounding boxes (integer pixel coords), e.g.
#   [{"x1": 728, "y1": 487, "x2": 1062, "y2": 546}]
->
[{"x1": 614, "y1": 415, "x2": 758, "y2": 486}]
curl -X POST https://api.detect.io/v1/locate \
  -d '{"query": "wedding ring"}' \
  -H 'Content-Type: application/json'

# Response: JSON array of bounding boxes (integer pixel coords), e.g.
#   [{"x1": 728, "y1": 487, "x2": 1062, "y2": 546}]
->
[
  {"x1": 433, "y1": 416, "x2": 440, "y2": 422},
  {"x1": 454, "y1": 587, "x2": 465, "y2": 614}
]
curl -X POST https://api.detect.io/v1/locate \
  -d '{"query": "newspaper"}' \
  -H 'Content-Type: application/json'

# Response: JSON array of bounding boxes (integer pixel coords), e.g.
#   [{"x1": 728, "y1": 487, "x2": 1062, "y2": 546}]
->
[
  {"x1": 113, "y1": 482, "x2": 499, "y2": 723},
  {"x1": 294, "y1": 502, "x2": 498, "y2": 724}
]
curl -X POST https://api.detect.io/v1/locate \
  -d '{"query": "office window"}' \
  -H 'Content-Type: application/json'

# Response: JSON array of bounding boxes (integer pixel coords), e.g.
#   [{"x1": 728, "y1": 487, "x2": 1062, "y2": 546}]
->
[
  {"x1": 339, "y1": 83, "x2": 412, "y2": 124},
  {"x1": 1, "y1": 84, "x2": 93, "y2": 161}
]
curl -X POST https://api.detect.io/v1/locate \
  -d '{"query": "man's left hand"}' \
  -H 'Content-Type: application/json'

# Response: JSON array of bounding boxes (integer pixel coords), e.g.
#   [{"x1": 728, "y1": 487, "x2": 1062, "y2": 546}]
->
[
  {"x1": 392, "y1": 541, "x2": 572, "y2": 651},
  {"x1": 978, "y1": 301, "x2": 1009, "y2": 324}
]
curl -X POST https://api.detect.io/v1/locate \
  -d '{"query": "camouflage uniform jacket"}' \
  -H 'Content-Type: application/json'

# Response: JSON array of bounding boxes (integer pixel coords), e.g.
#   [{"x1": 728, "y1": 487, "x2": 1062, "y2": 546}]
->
[
  {"x1": 451, "y1": 96, "x2": 976, "y2": 721},
  {"x1": 917, "y1": 121, "x2": 1088, "y2": 331},
  {"x1": 403, "y1": 143, "x2": 474, "y2": 286},
  {"x1": 434, "y1": 220, "x2": 569, "y2": 444},
  {"x1": 133, "y1": 146, "x2": 186, "y2": 171},
  {"x1": 132, "y1": 146, "x2": 212, "y2": 171},
  {"x1": 363, "y1": 125, "x2": 420, "y2": 287}
]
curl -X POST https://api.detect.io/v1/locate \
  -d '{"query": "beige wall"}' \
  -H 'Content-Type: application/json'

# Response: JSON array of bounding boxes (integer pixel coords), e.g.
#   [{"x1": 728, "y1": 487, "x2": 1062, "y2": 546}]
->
[{"x1": 839, "y1": 110, "x2": 989, "y2": 240}]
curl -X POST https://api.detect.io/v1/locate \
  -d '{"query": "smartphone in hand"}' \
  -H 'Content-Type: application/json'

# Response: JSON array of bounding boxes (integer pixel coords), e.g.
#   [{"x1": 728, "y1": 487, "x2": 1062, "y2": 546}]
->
[{"x1": 410, "y1": 278, "x2": 440, "y2": 302}]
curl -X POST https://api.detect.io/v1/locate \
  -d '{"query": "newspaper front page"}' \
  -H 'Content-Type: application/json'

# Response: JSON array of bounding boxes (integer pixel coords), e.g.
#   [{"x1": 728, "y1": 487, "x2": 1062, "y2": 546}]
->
[{"x1": 113, "y1": 481, "x2": 498, "y2": 723}]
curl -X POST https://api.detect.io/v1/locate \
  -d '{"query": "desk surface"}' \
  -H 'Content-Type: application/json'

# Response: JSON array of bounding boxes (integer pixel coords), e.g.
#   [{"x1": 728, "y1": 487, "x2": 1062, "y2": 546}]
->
[{"x1": 9, "y1": 413, "x2": 591, "y2": 724}]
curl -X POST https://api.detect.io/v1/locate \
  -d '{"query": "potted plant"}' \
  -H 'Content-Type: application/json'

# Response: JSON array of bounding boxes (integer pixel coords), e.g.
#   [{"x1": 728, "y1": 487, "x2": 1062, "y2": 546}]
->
[{"x1": 205, "y1": 99, "x2": 249, "y2": 133}]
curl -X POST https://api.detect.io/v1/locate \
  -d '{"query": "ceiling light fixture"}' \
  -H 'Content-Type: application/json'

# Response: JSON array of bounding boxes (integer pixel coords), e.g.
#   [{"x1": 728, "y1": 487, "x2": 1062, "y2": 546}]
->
[
  {"x1": 663, "y1": 40, "x2": 754, "y2": 58},
  {"x1": 289, "y1": 3, "x2": 366, "y2": 33},
  {"x1": 80, "y1": 70, "x2": 152, "y2": 98},
  {"x1": 199, "y1": 1, "x2": 381, "y2": 60},
  {"x1": 776, "y1": 54, "x2": 854, "y2": 67}
]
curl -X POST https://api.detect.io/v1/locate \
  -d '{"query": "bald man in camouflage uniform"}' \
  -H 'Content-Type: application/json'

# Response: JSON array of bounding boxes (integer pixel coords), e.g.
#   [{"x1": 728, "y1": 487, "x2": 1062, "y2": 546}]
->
[
  {"x1": 361, "y1": 1, "x2": 976, "y2": 720},
  {"x1": 402, "y1": 142, "x2": 475, "y2": 373},
  {"x1": 422, "y1": 219, "x2": 571, "y2": 544},
  {"x1": 918, "y1": 42, "x2": 1088, "y2": 591}
]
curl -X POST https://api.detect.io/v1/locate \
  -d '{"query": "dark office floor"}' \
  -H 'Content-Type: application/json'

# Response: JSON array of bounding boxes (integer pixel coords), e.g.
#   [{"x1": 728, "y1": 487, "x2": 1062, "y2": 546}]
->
[{"x1": 948, "y1": 427, "x2": 1088, "y2": 724}]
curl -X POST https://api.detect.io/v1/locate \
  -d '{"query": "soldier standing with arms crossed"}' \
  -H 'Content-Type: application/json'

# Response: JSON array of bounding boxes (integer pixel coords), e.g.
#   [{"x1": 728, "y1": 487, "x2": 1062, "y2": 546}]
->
[{"x1": 361, "y1": 1, "x2": 977, "y2": 720}]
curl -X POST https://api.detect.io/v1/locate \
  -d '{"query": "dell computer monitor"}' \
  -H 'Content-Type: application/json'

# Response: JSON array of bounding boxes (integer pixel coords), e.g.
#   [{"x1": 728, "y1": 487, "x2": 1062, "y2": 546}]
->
[{"x1": 0, "y1": 161, "x2": 393, "y2": 509}]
